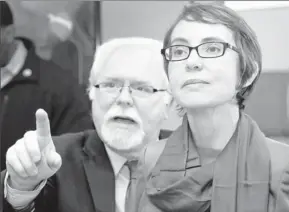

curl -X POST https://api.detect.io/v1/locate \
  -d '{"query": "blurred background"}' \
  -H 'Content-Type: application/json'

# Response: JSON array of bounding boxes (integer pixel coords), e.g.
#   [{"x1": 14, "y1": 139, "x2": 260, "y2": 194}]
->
[
  {"x1": 6, "y1": 0, "x2": 289, "y2": 143},
  {"x1": 7, "y1": 1, "x2": 101, "y2": 87}
]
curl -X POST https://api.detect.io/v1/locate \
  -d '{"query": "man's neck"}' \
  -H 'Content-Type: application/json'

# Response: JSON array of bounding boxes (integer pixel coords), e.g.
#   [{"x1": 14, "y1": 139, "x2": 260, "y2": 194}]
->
[
  {"x1": 119, "y1": 133, "x2": 160, "y2": 161},
  {"x1": 187, "y1": 102, "x2": 239, "y2": 151}
]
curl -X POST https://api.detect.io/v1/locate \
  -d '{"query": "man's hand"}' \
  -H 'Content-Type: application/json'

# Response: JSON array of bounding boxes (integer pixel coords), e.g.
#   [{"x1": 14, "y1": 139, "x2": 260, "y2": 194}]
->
[{"x1": 6, "y1": 109, "x2": 62, "y2": 191}]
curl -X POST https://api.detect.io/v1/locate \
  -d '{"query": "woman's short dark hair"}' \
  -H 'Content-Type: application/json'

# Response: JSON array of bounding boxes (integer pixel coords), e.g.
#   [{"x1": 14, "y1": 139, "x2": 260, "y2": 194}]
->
[{"x1": 163, "y1": 2, "x2": 262, "y2": 110}]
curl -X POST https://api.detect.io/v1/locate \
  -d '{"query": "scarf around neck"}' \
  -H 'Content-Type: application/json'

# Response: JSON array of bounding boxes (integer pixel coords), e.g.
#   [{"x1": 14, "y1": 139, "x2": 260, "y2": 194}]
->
[{"x1": 145, "y1": 112, "x2": 271, "y2": 212}]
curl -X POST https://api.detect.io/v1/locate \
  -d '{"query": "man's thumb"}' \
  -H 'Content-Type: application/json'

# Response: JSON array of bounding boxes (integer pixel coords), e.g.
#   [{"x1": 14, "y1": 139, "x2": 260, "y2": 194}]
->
[{"x1": 46, "y1": 151, "x2": 62, "y2": 172}]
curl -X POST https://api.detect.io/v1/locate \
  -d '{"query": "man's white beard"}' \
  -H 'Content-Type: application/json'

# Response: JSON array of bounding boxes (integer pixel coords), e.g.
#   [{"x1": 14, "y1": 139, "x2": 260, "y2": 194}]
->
[{"x1": 101, "y1": 124, "x2": 145, "y2": 153}]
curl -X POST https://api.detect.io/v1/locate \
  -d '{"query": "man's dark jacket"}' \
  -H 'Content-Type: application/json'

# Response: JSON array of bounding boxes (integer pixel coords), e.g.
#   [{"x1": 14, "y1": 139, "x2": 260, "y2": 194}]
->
[
  {"x1": 0, "y1": 39, "x2": 94, "y2": 170},
  {"x1": 2, "y1": 130, "x2": 118, "y2": 212}
]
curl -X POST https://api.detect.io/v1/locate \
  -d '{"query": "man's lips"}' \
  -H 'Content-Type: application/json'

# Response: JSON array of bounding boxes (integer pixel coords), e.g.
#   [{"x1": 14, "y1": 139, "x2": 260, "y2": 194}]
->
[
  {"x1": 111, "y1": 116, "x2": 137, "y2": 125},
  {"x1": 182, "y1": 79, "x2": 209, "y2": 88}
]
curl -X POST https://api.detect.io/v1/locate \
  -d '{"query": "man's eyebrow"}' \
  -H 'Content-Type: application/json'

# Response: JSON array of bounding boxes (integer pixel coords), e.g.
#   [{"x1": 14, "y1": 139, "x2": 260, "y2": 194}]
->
[
  {"x1": 201, "y1": 37, "x2": 225, "y2": 43},
  {"x1": 102, "y1": 77, "x2": 122, "y2": 81},
  {"x1": 101, "y1": 78, "x2": 153, "y2": 86},
  {"x1": 170, "y1": 37, "x2": 189, "y2": 45},
  {"x1": 130, "y1": 80, "x2": 152, "y2": 86}
]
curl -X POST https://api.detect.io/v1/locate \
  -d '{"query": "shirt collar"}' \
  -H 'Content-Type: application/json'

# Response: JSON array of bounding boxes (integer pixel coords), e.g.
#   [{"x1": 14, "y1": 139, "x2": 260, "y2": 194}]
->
[
  {"x1": 104, "y1": 138, "x2": 160, "y2": 177},
  {"x1": 1, "y1": 41, "x2": 27, "y2": 88},
  {"x1": 4, "y1": 40, "x2": 27, "y2": 75},
  {"x1": 104, "y1": 145, "x2": 127, "y2": 177}
]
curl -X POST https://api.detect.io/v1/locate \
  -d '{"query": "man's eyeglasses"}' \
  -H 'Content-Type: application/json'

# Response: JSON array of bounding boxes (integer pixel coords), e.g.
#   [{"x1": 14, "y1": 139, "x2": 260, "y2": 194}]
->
[
  {"x1": 94, "y1": 82, "x2": 166, "y2": 98},
  {"x1": 161, "y1": 42, "x2": 239, "y2": 61}
]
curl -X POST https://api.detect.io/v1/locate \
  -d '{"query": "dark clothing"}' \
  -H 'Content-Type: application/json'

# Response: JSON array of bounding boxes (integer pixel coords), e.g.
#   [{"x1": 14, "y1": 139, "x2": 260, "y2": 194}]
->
[
  {"x1": 158, "y1": 129, "x2": 172, "y2": 140},
  {"x1": 0, "y1": 40, "x2": 94, "y2": 170},
  {"x1": 139, "y1": 113, "x2": 289, "y2": 212},
  {"x1": 2, "y1": 130, "x2": 117, "y2": 212}
]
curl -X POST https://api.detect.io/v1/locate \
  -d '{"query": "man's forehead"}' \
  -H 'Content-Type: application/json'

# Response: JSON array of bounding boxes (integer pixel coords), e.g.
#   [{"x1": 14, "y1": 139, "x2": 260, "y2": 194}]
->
[
  {"x1": 109, "y1": 44, "x2": 156, "y2": 62},
  {"x1": 99, "y1": 44, "x2": 166, "y2": 87}
]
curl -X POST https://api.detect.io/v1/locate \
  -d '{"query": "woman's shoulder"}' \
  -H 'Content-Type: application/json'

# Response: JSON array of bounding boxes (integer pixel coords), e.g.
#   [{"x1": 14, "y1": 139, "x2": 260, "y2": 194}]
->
[
  {"x1": 265, "y1": 138, "x2": 289, "y2": 192},
  {"x1": 266, "y1": 138, "x2": 289, "y2": 208},
  {"x1": 265, "y1": 138, "x2": 289, "y2": 164}
]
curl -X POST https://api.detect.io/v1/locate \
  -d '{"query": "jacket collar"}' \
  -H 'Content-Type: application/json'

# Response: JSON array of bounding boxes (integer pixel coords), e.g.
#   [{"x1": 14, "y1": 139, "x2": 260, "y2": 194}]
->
[
  {"x1": 5, "y1": 46, "x2": 40, "y2": 87},
  {"x1": 82, "y1": 130, "x2": 116, "y2": 212}
]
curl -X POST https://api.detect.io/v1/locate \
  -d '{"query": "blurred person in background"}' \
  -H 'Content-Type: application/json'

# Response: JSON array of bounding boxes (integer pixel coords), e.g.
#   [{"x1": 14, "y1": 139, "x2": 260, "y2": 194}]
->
[
  {"x1": 0, "y1": 1, "x2": 94, "y2": 171},
  {"x1": 140, "y1": 2, "x2": 289, "y2": 212},
  {"x1": 35, "y1": 11, "x2": 80, "y2": 80},
  {"x1": 24, "y1": 2, "x2": 96, "y2": 85},
  {"x1": 2, "y1": 37, "x2": 171, "y2": 212}
]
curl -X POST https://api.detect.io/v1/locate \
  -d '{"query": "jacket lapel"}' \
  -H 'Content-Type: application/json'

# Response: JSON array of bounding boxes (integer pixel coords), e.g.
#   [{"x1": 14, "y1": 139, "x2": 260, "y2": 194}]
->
[
  {"x1": 82, "y1": 131, "x2": 115, "y2": 212},
  {"x1": 7, "y1": 46, "x2": 40, "y2": 86}
]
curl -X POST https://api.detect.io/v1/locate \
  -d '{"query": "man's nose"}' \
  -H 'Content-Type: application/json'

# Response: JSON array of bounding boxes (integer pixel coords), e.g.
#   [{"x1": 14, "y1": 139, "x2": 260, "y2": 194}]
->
[{"x1": 115, "y1": 86, "x2": 134, "y2": 107}]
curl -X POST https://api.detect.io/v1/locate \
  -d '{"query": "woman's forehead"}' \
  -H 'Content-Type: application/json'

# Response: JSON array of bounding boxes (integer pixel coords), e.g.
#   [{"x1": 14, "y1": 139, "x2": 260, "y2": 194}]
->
[{"x1": 170, "y1": 20, "x2": 236, "y2": 46}]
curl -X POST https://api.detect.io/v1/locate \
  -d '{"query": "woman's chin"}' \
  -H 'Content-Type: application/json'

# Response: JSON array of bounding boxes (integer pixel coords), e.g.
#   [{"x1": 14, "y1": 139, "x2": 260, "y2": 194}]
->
[
  {"x1": 178, "y1": 99, "x2": 228, "y2": 110},
  {"x1": 176, "y1": 92, "x2": 234, "y2": 110}
]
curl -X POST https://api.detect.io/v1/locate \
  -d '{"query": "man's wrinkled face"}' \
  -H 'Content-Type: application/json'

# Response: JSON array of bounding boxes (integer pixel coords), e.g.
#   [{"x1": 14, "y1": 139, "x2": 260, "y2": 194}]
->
[{"x1": 91, "y1": 45, "x2": 169, "y2": 155}]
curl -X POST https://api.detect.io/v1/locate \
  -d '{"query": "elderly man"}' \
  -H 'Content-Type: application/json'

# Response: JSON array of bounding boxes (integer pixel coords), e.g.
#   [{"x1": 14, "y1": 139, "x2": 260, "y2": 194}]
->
[{"x1": 2, "y1": 37, "x2": 171, "y2": 212}]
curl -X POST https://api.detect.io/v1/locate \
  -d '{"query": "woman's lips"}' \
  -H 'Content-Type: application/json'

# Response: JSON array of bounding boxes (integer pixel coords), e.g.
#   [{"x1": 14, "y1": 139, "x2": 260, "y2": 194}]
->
[{"x1": 182, "y1": 79, "x2": 209, "y2": 88}]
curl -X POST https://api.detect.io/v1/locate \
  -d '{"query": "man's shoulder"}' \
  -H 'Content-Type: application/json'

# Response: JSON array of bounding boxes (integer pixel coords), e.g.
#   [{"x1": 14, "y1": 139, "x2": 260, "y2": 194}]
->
[{"x1": 53, "y1": 130, "x2": 95, "y2": 154}]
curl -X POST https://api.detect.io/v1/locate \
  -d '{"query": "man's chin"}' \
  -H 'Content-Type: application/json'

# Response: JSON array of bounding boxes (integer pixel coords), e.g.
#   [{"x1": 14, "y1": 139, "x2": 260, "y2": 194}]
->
[
  {"x1": 101, "y1": 127, "x2": 145, "y2": 155},
  {"x1": 107, "y1": 142, "x2": 143, "y2": 153}
]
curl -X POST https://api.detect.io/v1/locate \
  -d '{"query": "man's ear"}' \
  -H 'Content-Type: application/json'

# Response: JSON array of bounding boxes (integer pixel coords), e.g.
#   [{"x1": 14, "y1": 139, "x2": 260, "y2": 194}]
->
[
  {"x1": 243, "y1": 61, "x2": 259, "y2": 88},
  {"x1": 88, "y1": 87, "x2": 95, "y2": 100},
  {"x1": 164, "y1": 86, "x2": 174, "y2": 106},
  {"x1": 164, "y1": 92, "x2": 173, "y2": 106},
  {"x1": 162, "y1": 92, "x2": 173, "y2": 120}
]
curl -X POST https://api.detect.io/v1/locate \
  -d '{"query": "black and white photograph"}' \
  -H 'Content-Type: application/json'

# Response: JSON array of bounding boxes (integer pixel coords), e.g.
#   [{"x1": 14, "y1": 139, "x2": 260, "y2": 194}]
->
[{"x1": 1, "y1": 1, "x2": 289, "y2": 212}]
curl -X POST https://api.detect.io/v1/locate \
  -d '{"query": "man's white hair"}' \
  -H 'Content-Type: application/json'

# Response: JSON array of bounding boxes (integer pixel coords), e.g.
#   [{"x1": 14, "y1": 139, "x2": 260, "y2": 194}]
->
[{"x1": 87, "y1": 37, "x2": 169, "y2": 100}]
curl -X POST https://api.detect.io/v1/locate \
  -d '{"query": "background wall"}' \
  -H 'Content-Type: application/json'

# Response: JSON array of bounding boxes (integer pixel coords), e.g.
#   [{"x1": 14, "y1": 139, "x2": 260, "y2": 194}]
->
[
  {"x1": 101, "y1": 1, "x2": 187, "y2": 43},
  {"x1": 101, "y1": 1, "x2": 289, "y2": 138},
  {"x1": 240, "y1": 7, "x2": 289, "y2": 72},
  {"x1": 101, "y1": 1, "x2": 289, "y2": 71}
]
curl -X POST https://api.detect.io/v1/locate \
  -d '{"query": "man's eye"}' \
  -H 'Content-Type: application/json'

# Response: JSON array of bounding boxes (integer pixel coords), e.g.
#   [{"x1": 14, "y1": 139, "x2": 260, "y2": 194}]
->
[{"x1": 103, "y1": 82, "x2": 116, "y2": 88}]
